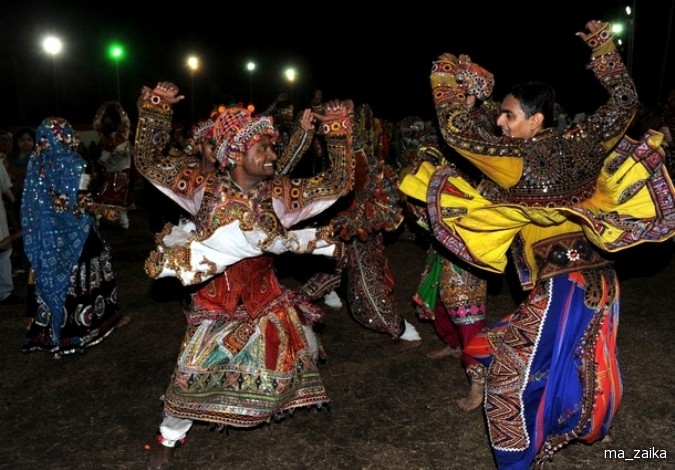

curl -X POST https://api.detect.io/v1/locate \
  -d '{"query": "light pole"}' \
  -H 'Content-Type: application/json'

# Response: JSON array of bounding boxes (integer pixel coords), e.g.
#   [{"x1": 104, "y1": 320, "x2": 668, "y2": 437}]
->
[
  {"x1": 187, "y1": 56, "x2": 199, "y2": 122},
  {"x1": 285, "y1": 67, "x2": 296, "y2": 105},
  {"x1": 108, "y1": 43, "x2": 125, "y2": 101},
  {"x1": 42, "y1": 35, "x2": 62, "y2": 113},
  {"x1": 625, "y1": 2, "x2": 636, "y2": 74},
  {"x1": 246, "y1": 61, "x2": 256, "y2": 106}
]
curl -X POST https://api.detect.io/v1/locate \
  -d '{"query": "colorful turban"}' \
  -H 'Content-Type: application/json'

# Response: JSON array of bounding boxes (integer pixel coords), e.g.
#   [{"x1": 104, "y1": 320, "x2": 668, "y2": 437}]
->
[
  {"x1": 191, "y1": 118, "x2": 215, "y2": 144},
  {"x1": 212, "y1": 107, "x2": 278, "y2": 168}
]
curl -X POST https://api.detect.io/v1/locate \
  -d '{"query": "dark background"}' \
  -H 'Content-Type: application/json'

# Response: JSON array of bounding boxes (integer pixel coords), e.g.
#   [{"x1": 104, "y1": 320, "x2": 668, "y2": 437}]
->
[{"x1": 1, "y1": 0, "x2": 673, "y2": 129}]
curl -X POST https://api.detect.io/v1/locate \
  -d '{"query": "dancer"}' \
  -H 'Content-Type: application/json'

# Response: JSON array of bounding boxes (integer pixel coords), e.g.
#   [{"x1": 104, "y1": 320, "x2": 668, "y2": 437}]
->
[
  {"x1": 91, "y1": 101, "x2": 134, "y2": 229},
  {"x1": 296, "y1": 101, "x2": 421, "y2": 350},
  {"x1": 400, "y1": 20, "x2": 675, "y2": 468},
  {"x1": 406, "y1": 145, "x2": 489, "y2": 408},
  {"x1": 134, "y1": 82, "x2": 354, "y2": 468},
  {"x1": 21, "y1": 117, "x2": 127, "y2": 357}
]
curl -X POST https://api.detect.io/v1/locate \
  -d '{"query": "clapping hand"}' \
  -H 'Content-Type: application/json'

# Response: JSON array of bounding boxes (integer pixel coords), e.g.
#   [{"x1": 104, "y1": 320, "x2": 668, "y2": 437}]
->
[
  {"x1": 299, "y1": 108, "x2": 316, "y2": 130},
  {"x1": 576, "y1": 20, "x2": 609, "y2": 42},
  {"x1": 437, "y1": 53, "x2": 458, "y2": 63},
  {"x1": 142, "y1": 81, "x2": 185, "y2": 105},
  {"x1": 313, "y1": 99, "x2": 354, "y2": 122}
]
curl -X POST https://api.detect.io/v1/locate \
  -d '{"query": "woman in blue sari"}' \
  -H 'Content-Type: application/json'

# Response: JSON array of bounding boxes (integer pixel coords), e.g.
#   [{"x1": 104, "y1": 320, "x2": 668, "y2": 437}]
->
[{"x1": 21, "y1": 117, "x2": 127, "y2": 358}]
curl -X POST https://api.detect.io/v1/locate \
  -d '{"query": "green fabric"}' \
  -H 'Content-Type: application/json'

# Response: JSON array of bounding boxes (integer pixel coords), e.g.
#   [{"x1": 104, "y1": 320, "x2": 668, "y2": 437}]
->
[{"x1": 415, "y1": 251, "x2": 442, "y2": 312}]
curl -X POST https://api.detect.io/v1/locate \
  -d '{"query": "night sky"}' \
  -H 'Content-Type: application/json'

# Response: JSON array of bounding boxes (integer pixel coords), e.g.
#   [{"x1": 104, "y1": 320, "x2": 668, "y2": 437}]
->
[{"x1": 1, "y1": 0, "x2": 673, "y2": 130}]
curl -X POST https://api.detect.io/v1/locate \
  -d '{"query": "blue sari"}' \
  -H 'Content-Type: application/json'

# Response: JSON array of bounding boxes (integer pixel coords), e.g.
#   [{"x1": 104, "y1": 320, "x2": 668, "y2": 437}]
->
[{"x1": 21, "y1": 117, "x2": 123, "y2": 355}]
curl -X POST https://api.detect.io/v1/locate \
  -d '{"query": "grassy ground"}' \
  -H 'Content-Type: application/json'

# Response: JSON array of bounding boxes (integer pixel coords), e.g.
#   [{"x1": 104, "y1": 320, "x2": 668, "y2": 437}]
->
[{"x1": 1, "y1": 203, "x2": 673, "y2": 470}]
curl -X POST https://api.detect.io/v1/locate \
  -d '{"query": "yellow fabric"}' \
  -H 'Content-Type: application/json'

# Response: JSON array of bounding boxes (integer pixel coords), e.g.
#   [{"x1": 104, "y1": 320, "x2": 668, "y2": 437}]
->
[
  {"x1": 430, "y1": 72, "x2": 458, "y2": 89},
  {"x1": 582, "y1": 132, "x2": 664, "y2": 219},
  {"x1": 402, "y1": 165, "x2": 573, "y2": 273},
  {"x1": 578, "y1": 131, "x2": 667, "y2": 247},
  {"x1": 399, "y1": 161, "x2": 437, "y2": 202},
  {"x1": 400, "y1": 134, "x2": 675, "y2": 279},
  {"x1": 453, "y1": 146, "x2": 523, "y2": 188}
]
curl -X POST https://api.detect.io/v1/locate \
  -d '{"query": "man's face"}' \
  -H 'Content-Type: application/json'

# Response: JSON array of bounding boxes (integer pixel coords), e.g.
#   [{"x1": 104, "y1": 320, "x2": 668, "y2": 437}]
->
[
  {"x1": 241, "y1": 135, "x2": 277, "y2": 178},
  {"x1": 496, "y1": 94, "x2": 536, "y2": 139}
]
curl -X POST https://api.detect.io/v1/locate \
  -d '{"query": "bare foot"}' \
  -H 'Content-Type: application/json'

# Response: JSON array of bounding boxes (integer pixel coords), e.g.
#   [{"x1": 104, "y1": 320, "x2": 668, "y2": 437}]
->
[
  {"x1": 456, "y1": 380, "x2": 484, "y2": 412},
  {"x1": 426, "y1": 345, "x2": 461, "y2": 360}
]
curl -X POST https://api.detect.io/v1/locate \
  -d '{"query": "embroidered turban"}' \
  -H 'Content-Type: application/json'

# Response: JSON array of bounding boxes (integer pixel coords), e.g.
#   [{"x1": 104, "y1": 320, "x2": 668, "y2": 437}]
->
[{"x1": 212, "y1": 107, "x2": 278, "y2": 167}]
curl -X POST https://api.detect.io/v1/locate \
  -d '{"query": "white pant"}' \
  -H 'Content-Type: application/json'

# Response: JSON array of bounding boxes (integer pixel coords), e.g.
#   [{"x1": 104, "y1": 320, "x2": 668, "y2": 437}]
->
[{"x1": 158, "y1": 415, "x2": 192, "y2": 447}]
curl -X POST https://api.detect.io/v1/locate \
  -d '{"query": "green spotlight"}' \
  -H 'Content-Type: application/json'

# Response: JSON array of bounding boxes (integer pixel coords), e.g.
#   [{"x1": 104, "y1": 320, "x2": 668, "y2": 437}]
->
[
  {"x1": 611, "y1": 23, "x2": 624, "y2": 35},
  {"x1": 108, "y1": 43, "x2": 125, "y2": 61}
]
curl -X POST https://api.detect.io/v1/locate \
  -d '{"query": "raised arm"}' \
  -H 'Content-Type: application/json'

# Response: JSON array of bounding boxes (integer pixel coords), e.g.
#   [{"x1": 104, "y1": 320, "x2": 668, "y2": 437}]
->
[
  {"x1": 431, "y1": 53, "x2": 496, "y2": 141},
  {"x1": 573, "y1": 20, "x2": 638, "y2": 150},
  {"x1": 275, "y1": 108, "x2": 316, "y2": 176},
  {"x1": 272, "y1": 99, "x2": 356, "y2": 228},
  {"x1": 134, "y1": 82, "x2": 182, "y2": 179},
  {"x1": 134, "y1": 82, "x2": 212, "y2": 216}
]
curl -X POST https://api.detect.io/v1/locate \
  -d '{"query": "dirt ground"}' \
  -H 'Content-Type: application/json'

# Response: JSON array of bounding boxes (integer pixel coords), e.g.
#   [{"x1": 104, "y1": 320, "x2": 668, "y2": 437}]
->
[{"x1": 1, "y1": 195, "x2": 673, "y2": 470}]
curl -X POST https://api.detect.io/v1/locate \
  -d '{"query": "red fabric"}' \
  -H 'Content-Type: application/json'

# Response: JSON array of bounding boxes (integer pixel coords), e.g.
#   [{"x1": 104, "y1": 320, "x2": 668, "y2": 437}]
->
[
  {"x1": 433, "y1": 303, "x2": 486, "y2": 366},
  {"x1": 432, "y1": 303, "x2": 459, "y2": 349},
  {"x1": 265, "y1": 319, "x2": 280, "y2": 369},
  {"x1": 193, "y1": 256, "x2": 282, "y2": 319}
]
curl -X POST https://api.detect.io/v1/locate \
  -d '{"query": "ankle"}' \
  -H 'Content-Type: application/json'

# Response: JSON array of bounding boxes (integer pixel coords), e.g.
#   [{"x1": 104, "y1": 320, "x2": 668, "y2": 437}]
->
[
  {"x1": 466, "y1": 364, "x2": 487, "y2": 385},
  {"x1": 156, "y1": 433, "x2": 186, "y2": 448}
]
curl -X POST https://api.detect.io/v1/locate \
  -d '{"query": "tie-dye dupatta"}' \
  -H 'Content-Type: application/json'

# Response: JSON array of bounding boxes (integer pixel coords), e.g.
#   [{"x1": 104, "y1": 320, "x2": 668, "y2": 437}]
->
[{"x1": 21, "y1": 117, "x2": 91, "y2": 341}]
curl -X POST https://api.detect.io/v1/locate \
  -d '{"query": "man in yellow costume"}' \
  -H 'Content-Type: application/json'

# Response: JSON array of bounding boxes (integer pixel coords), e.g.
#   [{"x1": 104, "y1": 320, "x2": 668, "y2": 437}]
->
[{"x1": 400, "y1": 19, "x2": 675, "y2": 469}]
